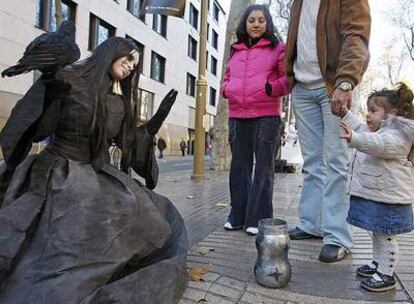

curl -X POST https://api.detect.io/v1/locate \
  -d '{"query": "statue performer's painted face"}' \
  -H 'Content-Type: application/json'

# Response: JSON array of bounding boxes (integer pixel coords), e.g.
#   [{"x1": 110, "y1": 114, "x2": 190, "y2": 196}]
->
[{"x1": 110, "y1": 50, "x2": 139, "y2": 81}]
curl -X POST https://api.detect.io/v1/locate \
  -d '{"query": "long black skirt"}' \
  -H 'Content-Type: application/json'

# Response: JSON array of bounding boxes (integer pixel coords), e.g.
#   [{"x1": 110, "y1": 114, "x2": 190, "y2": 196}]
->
[{"x1": 0, "y1": 152, "x2": 188, "y2": 303}]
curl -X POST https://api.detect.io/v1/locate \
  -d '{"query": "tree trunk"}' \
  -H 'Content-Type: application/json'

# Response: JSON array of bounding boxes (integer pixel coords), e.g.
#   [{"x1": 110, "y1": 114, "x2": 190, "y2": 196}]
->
[
  {"x1": 210, "y1": 0, "x2": 254, "y2": 171},
  {"x1": 55, "y1": 0, "x2": 63, "y2": 27}
]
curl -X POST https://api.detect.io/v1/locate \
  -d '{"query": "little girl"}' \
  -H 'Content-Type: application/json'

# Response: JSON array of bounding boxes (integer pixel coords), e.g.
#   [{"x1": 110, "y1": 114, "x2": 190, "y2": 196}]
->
[{"x1": 340, "y1": 82, "x2": 414, "y2": 292}]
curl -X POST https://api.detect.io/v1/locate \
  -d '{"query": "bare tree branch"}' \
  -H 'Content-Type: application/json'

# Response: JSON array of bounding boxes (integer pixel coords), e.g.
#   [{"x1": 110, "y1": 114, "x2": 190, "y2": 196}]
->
[
  {"x1": 389, "y1": 0, "x2": 414, "y2": 62},
  {"x1": 403, "y1": 26, "x2": 414, "y2": 61}
]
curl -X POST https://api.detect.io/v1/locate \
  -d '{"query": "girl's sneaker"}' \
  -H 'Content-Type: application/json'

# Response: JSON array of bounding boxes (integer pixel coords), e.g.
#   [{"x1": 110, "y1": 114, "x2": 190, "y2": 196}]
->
[
  {"x1": 356, "y1": 261, "x2": 378, "y2": 277},
  {"x1": 223, "y1": 222, "x2": 243, "y2": 231},
  {"x1": 246, "y1": 227, "x2": 258, "y2": 236},
  {"x1": 361, "y1": 272, "x2": 396, "y2": 292}
]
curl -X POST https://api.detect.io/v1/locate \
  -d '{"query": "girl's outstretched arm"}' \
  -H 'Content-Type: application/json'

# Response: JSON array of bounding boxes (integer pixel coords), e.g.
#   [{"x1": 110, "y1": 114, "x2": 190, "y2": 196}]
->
[{"x1": 349, "y1": 128, "x2": 410, "y2": 159}]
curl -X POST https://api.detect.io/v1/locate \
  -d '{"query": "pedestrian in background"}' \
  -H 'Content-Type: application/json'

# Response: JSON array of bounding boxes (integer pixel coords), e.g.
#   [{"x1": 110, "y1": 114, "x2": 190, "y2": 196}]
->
[
  {"x1": 285, "y1": 0, "x2": 371, "y2": 262},
  {"x1": 179, "y1": 139, "x2": 187, "y2": 156},
  {"x1": 157, "y1": 137, "x2": 167, "y2": 159},
  {"x1": 221, "y1": 4, "x2": 290, "y2": 236},
  {"x1": 340, "y1": 83, "x2": 414, "y2": 292}
]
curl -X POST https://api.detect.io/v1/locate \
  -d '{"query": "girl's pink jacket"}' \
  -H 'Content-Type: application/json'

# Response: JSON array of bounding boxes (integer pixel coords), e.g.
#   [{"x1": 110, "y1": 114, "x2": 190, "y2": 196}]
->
[{"x1": 221, "y1": 38, "x2": 290, "y2": 118}]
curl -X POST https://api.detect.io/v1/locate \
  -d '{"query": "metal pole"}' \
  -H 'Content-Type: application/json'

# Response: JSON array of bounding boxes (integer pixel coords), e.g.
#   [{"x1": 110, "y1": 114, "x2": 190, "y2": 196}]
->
[{"x1": 191, "y1": 0, "x2": 208, "y2": 181}]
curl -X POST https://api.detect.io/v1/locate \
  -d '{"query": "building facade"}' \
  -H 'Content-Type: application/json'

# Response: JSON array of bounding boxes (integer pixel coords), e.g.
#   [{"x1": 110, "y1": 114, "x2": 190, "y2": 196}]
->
[{"x1": 0, "y1": 0, "x2": 228, "y2": 156}]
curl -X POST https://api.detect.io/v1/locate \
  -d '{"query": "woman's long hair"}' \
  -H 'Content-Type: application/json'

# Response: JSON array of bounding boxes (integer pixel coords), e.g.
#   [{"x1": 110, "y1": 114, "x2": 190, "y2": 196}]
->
[
  {"x1": 235, "y1": 4, "x2": 279, "y2": 47},
  {"x1": 71, "y1": 37, "x2": 141, "y2": 170}
]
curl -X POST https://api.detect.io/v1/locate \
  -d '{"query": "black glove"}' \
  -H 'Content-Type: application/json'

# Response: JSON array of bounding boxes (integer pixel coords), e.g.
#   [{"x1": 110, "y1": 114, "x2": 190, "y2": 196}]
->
[
  {"x1": 265, "y1": 82, "x2": 272, "y2": 97},
  {"x1": 146, "y1": 89, "x2": 178, "y2": 136}
]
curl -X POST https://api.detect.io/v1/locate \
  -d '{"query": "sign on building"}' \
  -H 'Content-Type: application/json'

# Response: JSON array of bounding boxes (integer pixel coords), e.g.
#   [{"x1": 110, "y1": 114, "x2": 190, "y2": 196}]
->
[{"x1": 142, "y1": 0, "x2": 186, "y2": 17}]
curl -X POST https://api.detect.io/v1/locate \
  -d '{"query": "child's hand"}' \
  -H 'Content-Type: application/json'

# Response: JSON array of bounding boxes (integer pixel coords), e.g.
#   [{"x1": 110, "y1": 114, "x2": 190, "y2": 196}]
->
[{"x1": 340, "y1": 122, "x2": 352, "y2": 142}]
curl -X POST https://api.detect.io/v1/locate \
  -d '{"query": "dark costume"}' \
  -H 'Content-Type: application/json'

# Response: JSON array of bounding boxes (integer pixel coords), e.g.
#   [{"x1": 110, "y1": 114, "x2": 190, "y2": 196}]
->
[{"x1": 0, "y1": 38, "x2": 188, "y2": 303}]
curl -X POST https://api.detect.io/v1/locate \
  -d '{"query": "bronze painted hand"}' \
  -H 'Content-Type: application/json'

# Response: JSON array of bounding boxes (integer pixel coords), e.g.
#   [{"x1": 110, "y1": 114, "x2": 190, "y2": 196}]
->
[{"x1": 146, "y1": 89, "x2": 178, "y2": 136}]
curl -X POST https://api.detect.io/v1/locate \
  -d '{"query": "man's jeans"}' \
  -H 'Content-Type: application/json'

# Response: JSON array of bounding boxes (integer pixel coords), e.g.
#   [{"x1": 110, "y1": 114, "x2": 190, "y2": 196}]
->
[
  {"x1": 228, "y1": 116, "x2": 281, "y2": 228},
  {"x1": 292, "y1": 84, "x2": 352, "y2": 250}
]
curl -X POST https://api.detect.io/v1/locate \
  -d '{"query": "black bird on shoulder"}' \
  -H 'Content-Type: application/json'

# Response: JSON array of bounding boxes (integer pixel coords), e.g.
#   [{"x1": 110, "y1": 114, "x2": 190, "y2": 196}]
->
[{"x1": 1, "y1": 20, "x2": 80, "y2": 78}]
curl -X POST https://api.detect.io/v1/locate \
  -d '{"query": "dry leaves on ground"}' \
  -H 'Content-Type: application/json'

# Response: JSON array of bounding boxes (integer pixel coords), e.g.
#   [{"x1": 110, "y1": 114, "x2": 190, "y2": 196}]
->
[
  {"x1": 188, "y1": 267, "x2": 209, "y2": 281},
  {"x1": 193, "y1": 246, "x2": 215, "y2": 256},
  {"x1": 215, "y1": 202, "x2": 228, "y2": 208}
]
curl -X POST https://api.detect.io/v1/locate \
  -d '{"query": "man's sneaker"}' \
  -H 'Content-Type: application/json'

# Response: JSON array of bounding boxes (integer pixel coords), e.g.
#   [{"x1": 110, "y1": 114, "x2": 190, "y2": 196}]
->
[
  {"x1": 224, "y1": 222, "x2": 243, "y2": 231},
  {"x1": 357, "y1": 261, "x2": 378, "y2": 277},
  {"x1": 361, "y1": 272, "x2": 396, "y2": 292},
  {"x1": 246, "y1": 227, "x2": 258, "y2": 236}
]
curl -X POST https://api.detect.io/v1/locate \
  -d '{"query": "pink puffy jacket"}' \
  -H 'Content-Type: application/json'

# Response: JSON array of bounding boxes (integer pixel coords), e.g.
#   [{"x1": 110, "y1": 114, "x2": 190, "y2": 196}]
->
[{"x1": 221, "y1": 38, "x2": 290, "y2": 118}]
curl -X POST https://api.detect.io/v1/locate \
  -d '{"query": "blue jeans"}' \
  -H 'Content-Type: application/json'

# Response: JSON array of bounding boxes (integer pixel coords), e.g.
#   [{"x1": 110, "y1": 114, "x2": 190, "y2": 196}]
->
[
  {"x1": 292, "y1": 84, "x2": 352, "y2": 250},
  {"x1": 228, "y1": 116, "x2": 281, "y2": 228}
]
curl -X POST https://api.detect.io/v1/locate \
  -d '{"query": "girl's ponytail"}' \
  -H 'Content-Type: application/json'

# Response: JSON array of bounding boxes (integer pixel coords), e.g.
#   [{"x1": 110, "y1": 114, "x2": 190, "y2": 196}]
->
[{"x1": 396, "y1": 82, "x2": 414, "y2": 119}]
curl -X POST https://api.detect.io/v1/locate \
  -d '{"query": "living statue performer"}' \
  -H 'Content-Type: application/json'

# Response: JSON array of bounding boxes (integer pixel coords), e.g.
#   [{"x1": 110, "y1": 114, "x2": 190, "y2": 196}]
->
[{"x1": 0, "y1": 34, "x2": 188, "y2": 303}]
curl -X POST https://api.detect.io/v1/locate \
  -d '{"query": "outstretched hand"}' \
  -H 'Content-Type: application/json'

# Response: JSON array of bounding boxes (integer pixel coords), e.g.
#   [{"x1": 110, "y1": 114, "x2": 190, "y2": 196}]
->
[
  {"x1": 146, "y1": 89, "x2": 178, "y2": 136},
  {"x1": 340, "y1": 122, "x2": 352, "y2": 142}
]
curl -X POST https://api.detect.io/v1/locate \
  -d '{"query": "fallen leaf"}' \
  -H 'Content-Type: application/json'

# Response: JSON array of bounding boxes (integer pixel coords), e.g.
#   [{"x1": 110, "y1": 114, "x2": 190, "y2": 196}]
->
[
  {"x1": 215, "y1": 202, "x2": 228, "y2": 208},
  {"x1": 196, "y1": 299, "x2": 208, "y2": 303},
  {"x1": 188, "y1": 267, "x2": 209, "y2": 281},
  {"x1": 193, "y1": 246, "x2": 215, "y2": 256},
  {"x1": 186, "y1": 195, "x2": 195, "y2": 199}
]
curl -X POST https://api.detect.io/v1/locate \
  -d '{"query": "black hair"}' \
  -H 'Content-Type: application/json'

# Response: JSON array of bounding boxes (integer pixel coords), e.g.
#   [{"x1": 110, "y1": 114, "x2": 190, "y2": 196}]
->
[
  {"x1": 235, "y1": 4, "x2": 279, "y2": 47},
  {"x1": 368, "y1": 82, "x2": 414, "y2": 120},
  {"x1": 71, "y1": 37, "x2": 141, "y2": 170}
]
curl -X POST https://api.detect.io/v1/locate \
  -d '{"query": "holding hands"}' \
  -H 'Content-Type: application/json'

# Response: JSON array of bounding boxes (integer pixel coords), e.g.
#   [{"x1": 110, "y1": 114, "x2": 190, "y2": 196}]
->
[{"x1": 331, "y1": 87, "x2": 352, "y2": 116}]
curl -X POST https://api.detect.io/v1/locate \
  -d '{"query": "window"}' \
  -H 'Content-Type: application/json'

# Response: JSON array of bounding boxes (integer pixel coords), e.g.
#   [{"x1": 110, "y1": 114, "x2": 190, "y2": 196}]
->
[
  {"x1": 187, "y1": 35, "x2": 197, "y2": 60},
  {"x1": 89, "y1": 14, "x2": 116, "y2": 50},
  {"x1": 213, "y1": 3, "x2": 220, "y2": 23},
  {"x1": 206, "y1": 51, "x2": 208, "y2": 70},
  {"x1": 137, "y1": 89, "x2": 154, "y2": 122},
  {"x1": 206, "y1": 23, "x2": 210, "y2": 41},
  {"x1": 189, "y1": 3, "x2": 198, "y2": 30},
  {"x1": 153, "y1": 14, "x2": 167, "y2": 37},
  {"x1": 186, "y1": 73, "x2": 196, "y2": 97},
  {"x1": 209, "y1": 87, "x2": 217, "y2": 106},
  {"x1": 35, "y1": 0, "x2": 76, "y2": 32},
  {"x1": 150, "y1": 51, "x2": 166, "y2": 83},
  {"x1": 212, "y1": 29, "x2": 218, "y2": 49},
  {"x1": 127, "y1": 0, "x2": 145, "y2": 22},
  {"x1": 126, "y1": 35, "x2": 145, "y2": 73},
  {"x1": 210, "y1": 56, "x2": 217, "y2": 75}
]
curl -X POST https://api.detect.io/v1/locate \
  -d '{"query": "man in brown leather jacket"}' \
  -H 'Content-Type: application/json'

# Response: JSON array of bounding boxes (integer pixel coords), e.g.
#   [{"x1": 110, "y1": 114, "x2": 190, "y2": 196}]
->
[{"x1": 284, "y1": 0, "x2": 371, "y2": 263}]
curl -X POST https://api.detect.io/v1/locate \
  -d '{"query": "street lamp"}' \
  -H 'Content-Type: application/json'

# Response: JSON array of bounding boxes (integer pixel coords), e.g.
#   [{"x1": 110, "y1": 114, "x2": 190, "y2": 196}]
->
[{"x1": 191, "y1": 0, "x2": 208, "y2": 181}]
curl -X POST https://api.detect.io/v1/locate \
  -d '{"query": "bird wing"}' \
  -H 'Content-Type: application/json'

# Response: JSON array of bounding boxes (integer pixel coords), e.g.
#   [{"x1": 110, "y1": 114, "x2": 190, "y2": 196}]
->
[{"x1": 18, "y1": 31, "x2": 80, "y2": 70}]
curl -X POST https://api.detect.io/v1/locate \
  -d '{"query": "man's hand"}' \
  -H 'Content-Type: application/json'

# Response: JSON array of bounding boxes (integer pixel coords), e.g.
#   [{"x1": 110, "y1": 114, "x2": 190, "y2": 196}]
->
[
  {"x1": 340, "y1": 122, "x2": 352, "y2": 142},
  {"x1": 331, "y1": 88, "x2": 352, "y2": 116}
]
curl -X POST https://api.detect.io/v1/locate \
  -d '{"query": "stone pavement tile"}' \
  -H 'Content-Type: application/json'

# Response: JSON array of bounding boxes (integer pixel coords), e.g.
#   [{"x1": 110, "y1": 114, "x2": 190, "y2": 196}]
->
[
  {"x1": 178, "y1": 298, "x2": 196, "y2": 304},
  {"x1": 171, "y1": 171, "x2": 414, "y2": 303},
  {"x1": 156, "y1": 170, "x2": 230, "y2": 246},
  {"x1": 216, "y1": 276, "x2": 246, "y2": 291},
  {"x1": 181, "y1": 286, "x2": 207, "y2": 302},
  {"x1": 188, "y1": 225, "x2": 411, "y2": 303},
  {"x1": 243, "y1": 283, "x2": 411, "y2": 304}
]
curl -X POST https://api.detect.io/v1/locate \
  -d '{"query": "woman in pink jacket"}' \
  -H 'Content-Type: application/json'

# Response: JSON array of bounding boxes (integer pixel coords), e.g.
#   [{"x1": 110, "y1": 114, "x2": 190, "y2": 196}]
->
[{"x1": 221, "y1": 4, "x2": 290, "y2": 236}]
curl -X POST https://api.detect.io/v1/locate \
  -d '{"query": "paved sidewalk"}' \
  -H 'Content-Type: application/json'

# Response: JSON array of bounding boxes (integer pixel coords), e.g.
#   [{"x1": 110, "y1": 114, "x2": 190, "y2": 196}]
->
[{"x1": 156, "y1": 170, "x2": 414, "y2": 304}]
